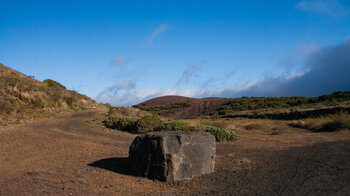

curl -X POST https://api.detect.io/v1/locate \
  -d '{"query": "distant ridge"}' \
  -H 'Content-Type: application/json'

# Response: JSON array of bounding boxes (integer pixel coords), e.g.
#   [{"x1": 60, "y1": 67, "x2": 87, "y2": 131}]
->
[
  {"x1": 136, "y1": 95, "x2": 195, "y2": 107},
  {"x1": 134, "y1": 95, "x2": 229, "y2": 119},
  {"x1": 133, "y1": 92, "x2": 350, "y2": 119}
]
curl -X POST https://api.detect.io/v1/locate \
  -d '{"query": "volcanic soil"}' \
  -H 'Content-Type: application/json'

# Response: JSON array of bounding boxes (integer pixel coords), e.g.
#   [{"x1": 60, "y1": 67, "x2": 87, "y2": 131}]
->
[{"x1": 0, "y1": 110, "x2": 349, "y2": 195}]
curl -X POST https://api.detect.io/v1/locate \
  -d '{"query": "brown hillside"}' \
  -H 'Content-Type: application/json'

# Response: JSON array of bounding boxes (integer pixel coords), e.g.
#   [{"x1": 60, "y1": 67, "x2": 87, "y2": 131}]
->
[
  {"x1": 174, "y1": 98, "x2": 229, "y2": 119},
  {"x1": 135, "y1": 95, "x2": 230, "y2": 119},
  {"x1": 136, "y1": 95, "x2": 195, "y2": 107}
]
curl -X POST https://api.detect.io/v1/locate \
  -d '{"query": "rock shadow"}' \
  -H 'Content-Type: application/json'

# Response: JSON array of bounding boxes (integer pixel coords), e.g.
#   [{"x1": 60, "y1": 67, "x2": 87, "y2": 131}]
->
[{"x1": 88, "y1": 157, "x2": 130, "y2": 175}]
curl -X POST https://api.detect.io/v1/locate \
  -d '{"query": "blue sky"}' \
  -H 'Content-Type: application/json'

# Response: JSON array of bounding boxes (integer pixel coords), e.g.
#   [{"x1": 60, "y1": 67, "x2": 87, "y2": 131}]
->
[{"x1": 1, "y1": 0, "x2": 350, "y2": 106}]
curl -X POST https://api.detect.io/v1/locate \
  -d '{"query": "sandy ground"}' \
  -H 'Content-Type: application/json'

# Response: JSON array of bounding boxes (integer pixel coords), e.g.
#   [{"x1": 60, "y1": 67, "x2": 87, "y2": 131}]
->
[{"x1": 0, "y1": 110, "x2": 349, "y2": 195}]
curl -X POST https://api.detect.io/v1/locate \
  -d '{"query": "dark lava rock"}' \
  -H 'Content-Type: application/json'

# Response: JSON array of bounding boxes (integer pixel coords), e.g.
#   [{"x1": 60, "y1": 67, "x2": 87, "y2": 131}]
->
[{"x1": 129, "y1": 131, "x2": 216, "y2": 182}]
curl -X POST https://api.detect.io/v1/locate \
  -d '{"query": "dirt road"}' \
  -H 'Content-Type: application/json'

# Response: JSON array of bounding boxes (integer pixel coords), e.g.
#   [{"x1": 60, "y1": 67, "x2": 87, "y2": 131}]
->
[{"x1": 0, "y1": 110, "x2": 349, "y2": 195}]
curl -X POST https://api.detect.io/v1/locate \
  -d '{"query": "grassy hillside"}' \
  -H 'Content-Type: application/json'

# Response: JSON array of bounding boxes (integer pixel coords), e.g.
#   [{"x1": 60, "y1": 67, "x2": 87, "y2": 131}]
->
[
  {"x1": 215, "y1": 92, "x2": 350, "y2": 115},
  {"x1": 0, "y1": 63, "x2": 99, "y2": 125}
]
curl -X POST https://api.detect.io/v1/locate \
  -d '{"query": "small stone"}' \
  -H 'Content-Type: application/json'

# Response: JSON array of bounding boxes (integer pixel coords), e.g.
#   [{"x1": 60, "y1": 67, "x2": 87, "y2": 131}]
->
[{"x1": 129, "y1": 131, "x2": 216, "y2": 182}]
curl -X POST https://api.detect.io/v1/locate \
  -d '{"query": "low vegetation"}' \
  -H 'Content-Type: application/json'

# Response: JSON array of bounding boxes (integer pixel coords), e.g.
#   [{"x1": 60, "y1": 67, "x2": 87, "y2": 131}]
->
[
  {"x1": 0, "y1": 63, "x2": 99, "y2": 125},
  {"x1": 103, "y1": 109, "x2": 237, "y2": 142},
  {"x1": 244, "y1": 123, "x2": 268, "y2": 130},
  {"x1": 134, "y1": 91, "x2": 350, "y2": 120},
  {"x1": 202, "y1": 119, "x2": 229, "y2": 129},
  {"x1": 135, "y1": 102, "x2": 191, "y2": 116},
  {"x1": 106, "y1": 106, "x2": 150, "y2": 118},
  {"x1": 290, "y1": 112, "x2": 350, "y2": 132},
  {"x1": 196, "y1": 124, "x2": 237, "y2": 142},
  {"x1": 43, "y1": 79, "x2": 67, "y2": 89},
  {"x1": 134, "y1": 115, "x2": 163, "y2": 133},
  {"x1": 216, "y1": 91, "x2": 350, "y2": 115},
  {"x1": 103, "y1": 116, "x2": 138, "y2": 132},
  {"x1": 154, "y1": 120, "x2": 195, "y2": 132}
]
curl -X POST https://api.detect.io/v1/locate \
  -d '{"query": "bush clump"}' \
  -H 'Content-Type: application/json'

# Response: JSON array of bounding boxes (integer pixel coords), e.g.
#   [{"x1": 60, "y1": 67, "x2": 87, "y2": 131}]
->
[
  {"x1": 196, "y1": 124, "x2": 237, "y2": 142},
  {"x1": 44, "y1": 79, "x2": 66, "y2": 89},
  {"x1": 154, "y1": 120, "x2": 196, "y2": 132},
  {"x1": 134, "y1": 115, "x2": 163, "y2": 133},
  {"x1": 103, "y1": 116, "x2": 137, "y2": 132},
  {"x1": 103, "y1": 113, "x2": 238, "y2": 142}
]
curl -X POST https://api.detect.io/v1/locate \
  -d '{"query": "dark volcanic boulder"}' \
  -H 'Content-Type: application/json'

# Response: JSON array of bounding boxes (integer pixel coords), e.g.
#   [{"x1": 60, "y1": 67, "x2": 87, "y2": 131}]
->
[{"x1": 129, "y1": 131, "x2": 216, "y2": 182}]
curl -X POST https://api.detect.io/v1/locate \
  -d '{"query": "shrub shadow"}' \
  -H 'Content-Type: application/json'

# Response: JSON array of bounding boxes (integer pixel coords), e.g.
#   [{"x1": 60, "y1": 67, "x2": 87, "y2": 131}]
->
[{"x1": 88, "y1": 157, "x2": 131, "y2": 176}]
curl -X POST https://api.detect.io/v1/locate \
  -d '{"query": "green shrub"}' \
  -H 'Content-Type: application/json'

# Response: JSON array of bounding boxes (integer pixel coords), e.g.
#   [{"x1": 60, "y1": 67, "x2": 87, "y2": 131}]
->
[
  {"x1": 134, "y1": 115, "x2": 163, "y2": 133},
  {"x1": 103, "y1": 114, "x2": 238, "y2": 142},
  {"x1": 196, "y1": 124, "x2": 237, "y2": 142},
  {"x1": 103, "y1": 116, "x2": 137, "y2": 132},
  {"x1": 103, "y1": 115, "x2": 162, "y2": 133},
  {"x1": 44, "y1": 79, "x2": 66, "y2": 89},
  {"x1": 154, "y1": 120, "x2": 195, "y2": 132},
  {"x1": 203, "y1": 119, "x2": 229, "y2": 128}
]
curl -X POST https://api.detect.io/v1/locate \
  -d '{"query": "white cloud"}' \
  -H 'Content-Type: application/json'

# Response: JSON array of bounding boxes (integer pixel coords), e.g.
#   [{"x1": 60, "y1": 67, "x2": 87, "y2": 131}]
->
[
  {"x1": 144, "y1": 24, "x2": 169, "y2": 47},
  {"x1": 95, "y1": 83, "x2": 255, "y2": 106},
  {"x1": 115, "y1": 80, "x2": 136, "y2": 90},
  {"x1": 297, "y1": 0, "x2": 349, "y2": 18},
  {"x1": 97, "y1": 80, "x2": 136, "y2": 98},
  {"x1": 96, "y1": 38, "x2": 350, "y2": 107},
  {"x1": 110, "y1": 56, "x2": 129, "y2": 67},
  {"x1": 177, "y1": 64, "x2": 200, "y2": 86}
]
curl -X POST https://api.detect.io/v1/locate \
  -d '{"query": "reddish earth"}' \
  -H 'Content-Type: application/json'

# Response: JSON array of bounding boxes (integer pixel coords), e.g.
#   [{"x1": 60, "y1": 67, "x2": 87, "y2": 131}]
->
[
  {"x1": 0, "y1": 110, "x2": 349, "y2": 195},
  {"x1": 136, "y1": 95, "x2": 230, "y2": 108},
  {"x1": 135, "y1": 95, "x2": 194, "y2": 107},
  {"x1": 136, "y1": 95, "x2": 230, "y2": 119}
]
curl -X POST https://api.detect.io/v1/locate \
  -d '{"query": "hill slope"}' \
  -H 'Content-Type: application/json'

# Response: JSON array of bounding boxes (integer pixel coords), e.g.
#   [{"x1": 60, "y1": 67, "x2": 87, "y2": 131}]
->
[
  {"x1": 134, "y1": 92, "x2": 350, "y2": 119},
  {"x1": 0, "y1": 63, "x2": 99, "y2": 124},
  {"x1": 136, "y1": 95, "x2": 194, "y2": 107},
  {"x1": 134, "y1": 96, "x2": 230, "y2": 119}
]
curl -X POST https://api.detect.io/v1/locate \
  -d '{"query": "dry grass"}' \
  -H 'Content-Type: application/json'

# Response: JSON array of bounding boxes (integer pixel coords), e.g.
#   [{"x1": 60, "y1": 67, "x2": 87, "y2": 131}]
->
[
  {"x1": 106, "y1": 106, "x2": 151, "y2": 119},
  {"x1": 290, "y1": 112, "x2": 350, "y2": 132},
  {"x1": 184, "y1": 118, "x2": 284, "y2": 134},
  {"x1": 244, "y1": 123, "x2": 268, "y2": 130},
  {"x1": 0, "y1": 63, "x2": 100, "y2": 125}
]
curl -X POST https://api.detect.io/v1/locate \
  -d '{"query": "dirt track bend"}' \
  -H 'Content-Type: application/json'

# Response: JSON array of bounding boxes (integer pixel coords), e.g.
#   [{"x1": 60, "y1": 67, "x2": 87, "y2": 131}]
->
[{"x1": 0, "y1": 110, "x2": 349, "y2": 195}]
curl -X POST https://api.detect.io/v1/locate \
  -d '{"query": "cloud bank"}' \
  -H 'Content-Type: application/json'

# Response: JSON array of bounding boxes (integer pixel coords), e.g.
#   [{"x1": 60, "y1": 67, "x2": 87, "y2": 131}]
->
[
  {"x1": 96, "y1": 38, "x2": 350, "y2": 106},
  {"x1": 228, "y1": 38, "x2": 350, "y2": 98}
]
